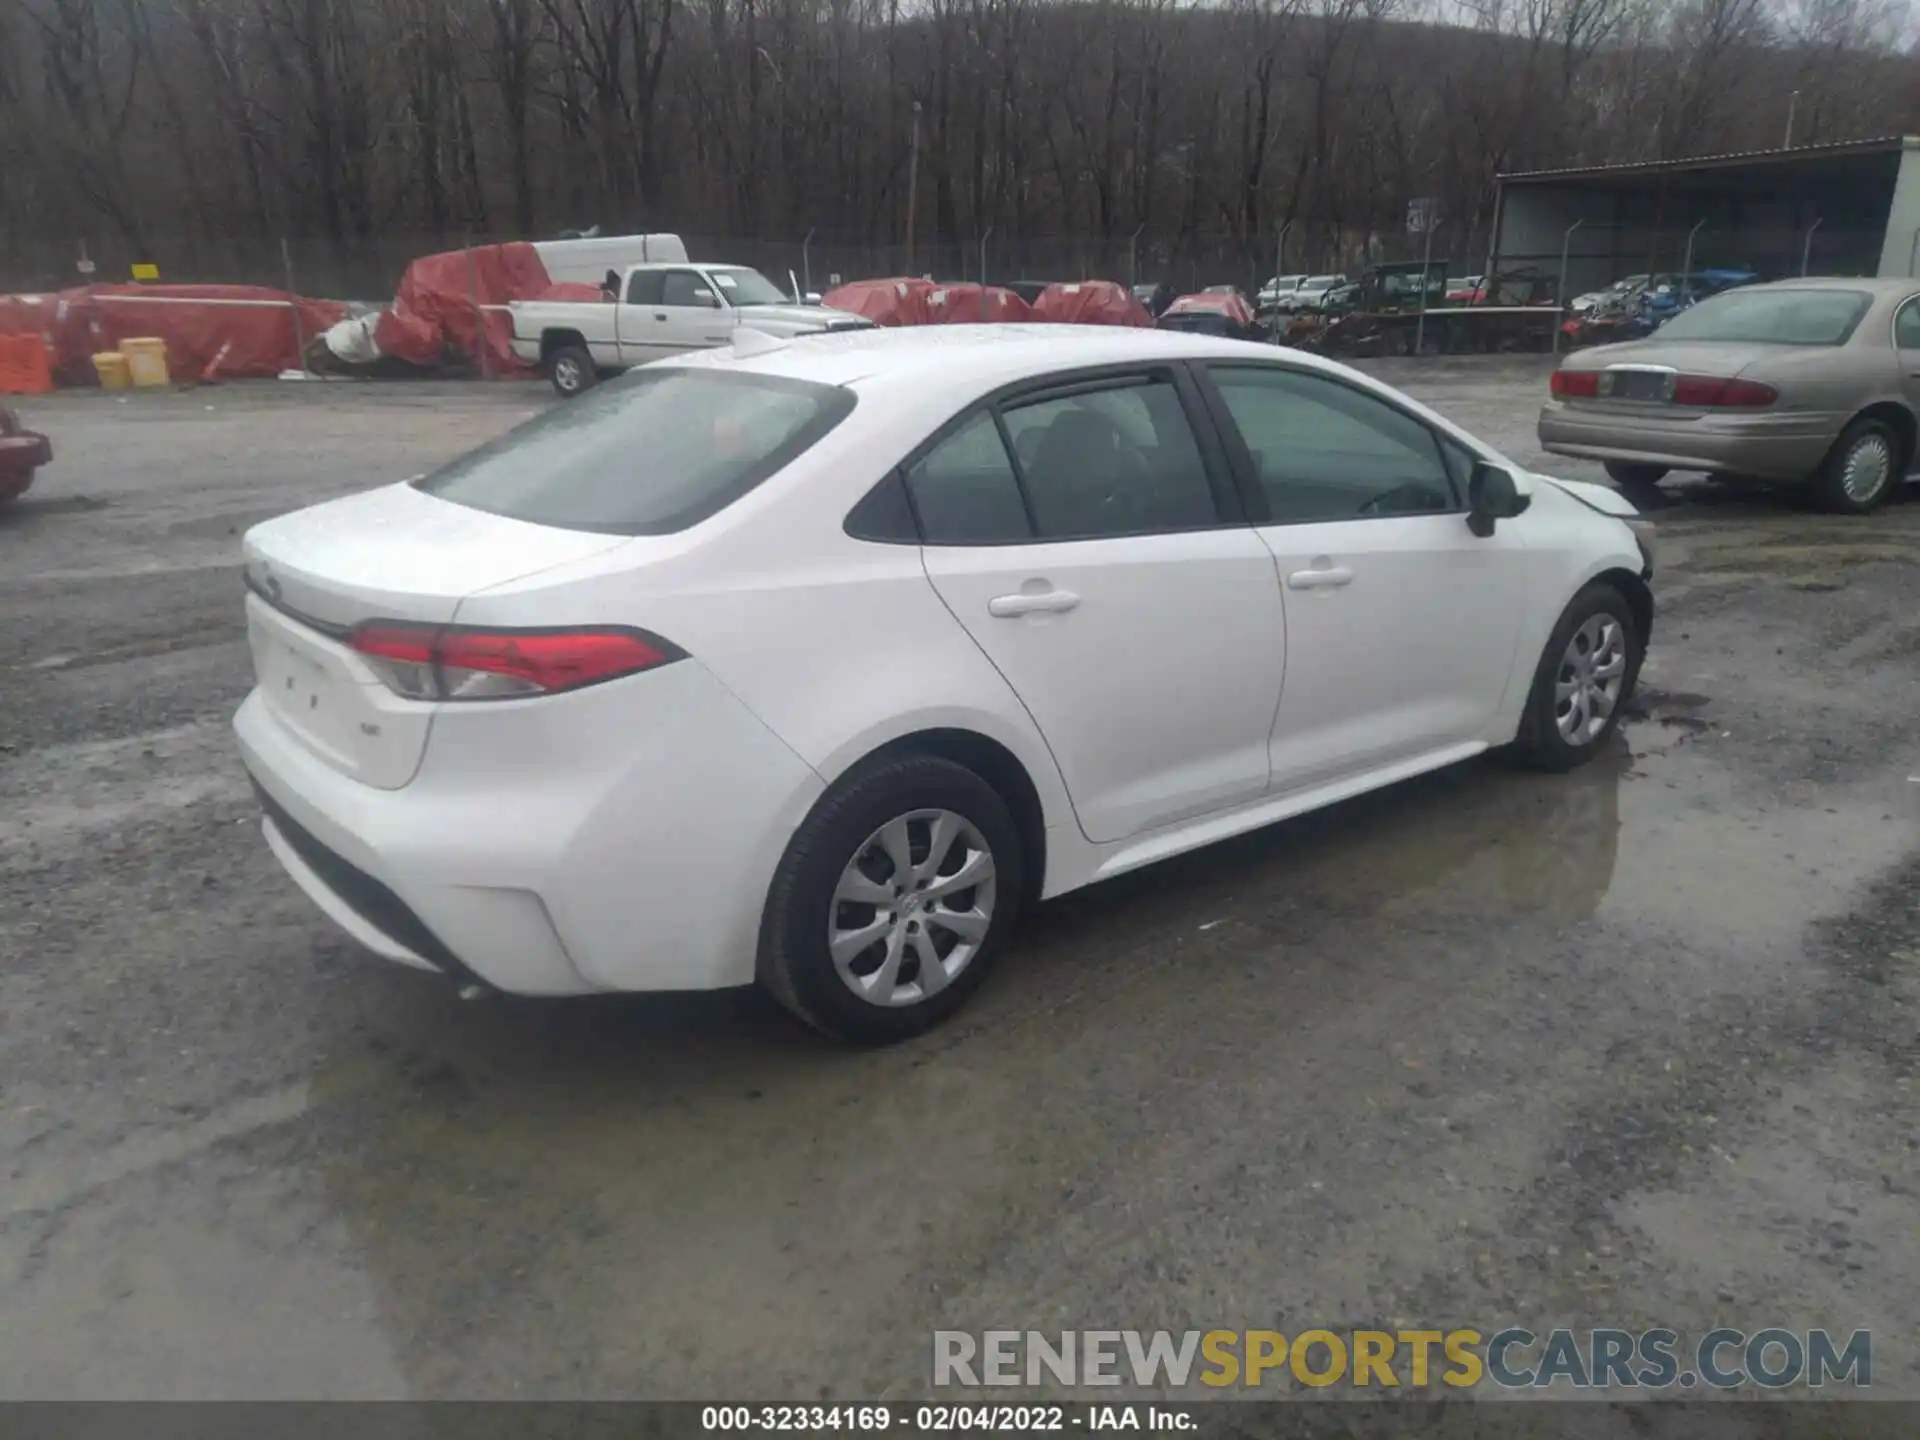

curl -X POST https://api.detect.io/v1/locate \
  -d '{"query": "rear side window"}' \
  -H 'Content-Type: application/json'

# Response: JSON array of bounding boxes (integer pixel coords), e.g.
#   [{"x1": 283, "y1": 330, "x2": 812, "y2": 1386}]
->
[
  {"x1": 1896, "y1": 300, "x2": 1920, "y2": 350},
  {"x1": 1655, "y1": 289, "x2": 1871, "y2": 345},
  {"x1": 1000, "y1": 377, "x2": 1218, "y2": 538},
  {"x1": 415, "y1": 369, "x2": 854, "y2": 535},
  {"x1": 905, "y1": 412, "x2": 1032, "y2": 544}
]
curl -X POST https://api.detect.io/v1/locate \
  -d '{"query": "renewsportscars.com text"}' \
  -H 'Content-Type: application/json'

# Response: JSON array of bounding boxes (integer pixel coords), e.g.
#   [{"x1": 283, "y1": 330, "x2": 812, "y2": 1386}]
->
[{"x1": 933, "y1": 1327, "x2": 1871, "y2": 1391}]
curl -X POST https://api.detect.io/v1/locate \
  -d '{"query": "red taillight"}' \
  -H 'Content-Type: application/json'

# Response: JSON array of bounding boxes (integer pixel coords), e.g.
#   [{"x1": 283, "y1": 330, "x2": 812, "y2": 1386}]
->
[
  {"x1": 1670, "y1": 375, "x2": 1778, "y2": 408},
  {"x1": 1550, "y1": 369, "x2": 1599, "y2": 399},
  {"x1": 348, "y1": 623, "x2": 682, "y2": 701}
]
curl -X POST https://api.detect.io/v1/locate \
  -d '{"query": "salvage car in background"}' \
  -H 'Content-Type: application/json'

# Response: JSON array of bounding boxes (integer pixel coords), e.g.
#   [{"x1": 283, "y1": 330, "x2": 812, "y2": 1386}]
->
[
  {"x1": 1157, "y1": 290, "x2": 1262, "y2": 340},
  {"x1": 237, "y1": 325, "x2": 1653, "y2": 1042},
  {"x1": 509, "y1": 261, "x2": 873, "y2": 396},
  {"x1": 1540, "y1": 278, "x2": 1920, "y2": 512},
  {"x1": 1256, "y1": 275, "x2": 1308, "y2": 314},
  {"x1": 1274, "y1": 275, "x2": 1348, "y2": 314},
  {"x1": 1569, "y1": 274, "x2": 1651, "y2": 316},
  {"x1": 0, "y1": 406, "x2": 51, "y2": 507}
]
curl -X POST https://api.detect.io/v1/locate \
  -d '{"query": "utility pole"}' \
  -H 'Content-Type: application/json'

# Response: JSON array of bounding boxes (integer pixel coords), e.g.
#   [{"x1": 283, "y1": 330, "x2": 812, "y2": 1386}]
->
[
  {"x1": 905, "y1": 101, "x2": 923, "y2": 276},
  {"x1": 1784, "y1": 91, "x2": 1799, "y2": 148}
]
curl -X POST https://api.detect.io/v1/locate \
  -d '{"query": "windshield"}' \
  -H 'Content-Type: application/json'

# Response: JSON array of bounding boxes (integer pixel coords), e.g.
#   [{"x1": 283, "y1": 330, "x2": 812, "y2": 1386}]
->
[
  {"x1": 1655, "y1": 288, "x2": 1871, "y2": 346},
  {"x1": 415, "y1": 369, "x2": 854, "y2": 534},
  {"x1": 706, "y1": 267, "x2": 791, "y2": 306},
  {"x1": 1306, "y1": 275, "x2": 1341, "y2": 289}
]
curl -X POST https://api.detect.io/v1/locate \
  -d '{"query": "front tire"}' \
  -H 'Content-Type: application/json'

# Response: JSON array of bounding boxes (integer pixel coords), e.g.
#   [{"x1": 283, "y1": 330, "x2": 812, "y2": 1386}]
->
[
  {"x1": 1512, "y1": 582, "x2": 1642, "y2": 772},
  {"x1": 1605, "y1": 461, "x2": 1668, "y2": 490},
  {"x1": 546, "y1": 344, "x2": 596, "y2": 399},
  {"x1": 1813, "y1": 417, "x2": 1900, "y2": 514},
  {"x1": 759, "y1": 754, "x2": 1023, "y2": 1044}
]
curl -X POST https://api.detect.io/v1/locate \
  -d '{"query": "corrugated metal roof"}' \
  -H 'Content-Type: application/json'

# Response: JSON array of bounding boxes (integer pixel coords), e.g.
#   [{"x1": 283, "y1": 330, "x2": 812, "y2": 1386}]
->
[{"x1": 1498, "y1": 135, "x2": 1915, "y2": 185}]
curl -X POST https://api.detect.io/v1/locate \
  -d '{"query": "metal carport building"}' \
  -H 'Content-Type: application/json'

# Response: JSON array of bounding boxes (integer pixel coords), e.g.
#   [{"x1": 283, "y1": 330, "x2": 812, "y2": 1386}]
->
[{"x1": 1488, "y1": 135, "x2": 1920, "y2": 303}]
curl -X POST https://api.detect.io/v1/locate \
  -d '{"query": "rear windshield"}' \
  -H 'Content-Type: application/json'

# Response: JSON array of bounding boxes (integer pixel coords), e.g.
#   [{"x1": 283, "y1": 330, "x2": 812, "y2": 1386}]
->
[
  {"x1": 415, "y1": 368, "x2": 855, "y2": 534},
  {"x1": 1655, "y1": 288, "x2": 1872, "y2": 346}
]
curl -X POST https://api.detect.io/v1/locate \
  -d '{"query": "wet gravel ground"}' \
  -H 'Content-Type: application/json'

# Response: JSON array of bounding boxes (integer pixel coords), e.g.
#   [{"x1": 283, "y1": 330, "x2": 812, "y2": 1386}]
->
[{"x1": 1, "y1": 357, "x2": 1917, "y2": 1418}]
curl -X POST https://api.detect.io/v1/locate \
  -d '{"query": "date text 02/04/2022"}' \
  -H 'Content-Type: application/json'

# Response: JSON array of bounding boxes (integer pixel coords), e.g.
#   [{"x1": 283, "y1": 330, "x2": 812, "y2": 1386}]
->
[{"x1": 699, "y1": 1404, "x2": 1192, "y2": 1431}]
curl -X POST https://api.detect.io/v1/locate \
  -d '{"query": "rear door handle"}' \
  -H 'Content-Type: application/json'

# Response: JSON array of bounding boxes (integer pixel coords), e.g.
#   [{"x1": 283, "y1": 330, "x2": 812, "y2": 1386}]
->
[
  {"x1": 988, "y1": 589, "x2": 1081, "y2": 618},
  {"x1": 1286, "y1": 565, "x2": 1355, "y2": 591},
  {"x1": 654, "y1": 311, "x2": 669, "y2": 321}
]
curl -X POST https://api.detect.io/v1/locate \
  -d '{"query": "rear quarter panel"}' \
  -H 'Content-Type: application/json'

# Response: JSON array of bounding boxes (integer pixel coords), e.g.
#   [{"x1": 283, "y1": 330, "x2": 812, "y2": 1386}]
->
[
  {"x1": 449, "y1": 381, "x2": 1079, "y2": 875},
  {"x1": 1739, "y1": 334, "x2": 1906, "y2": 430}
]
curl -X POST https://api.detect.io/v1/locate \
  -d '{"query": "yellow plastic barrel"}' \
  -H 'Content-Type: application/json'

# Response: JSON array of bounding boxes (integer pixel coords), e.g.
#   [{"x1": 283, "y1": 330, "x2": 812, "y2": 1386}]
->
[
  {"x1": 120, "y1": 337, "x2": 171, "y2": 388},
  {"x1": 92, "y1": 351, "x2": 132, "y2": 390}
]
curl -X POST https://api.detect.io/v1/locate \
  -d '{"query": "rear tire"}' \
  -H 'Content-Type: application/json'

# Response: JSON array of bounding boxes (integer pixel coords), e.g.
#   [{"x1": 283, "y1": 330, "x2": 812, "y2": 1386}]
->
[
  {"x1": 1605, "y1": 461, "x2": 1668, "y2": 490},
  {"x1": 546, "y1": 344, "x2": 596, "y2": 399},
  {"x1": 759, "y1": 754, "x2": 1023, "y2": 1044},
  {"x1": 1511, "y1": 582, "x2": 1643, "y2": 772},
  {"x1": 1813, "y1": 417, "x2": 1901, "y2": 514}
]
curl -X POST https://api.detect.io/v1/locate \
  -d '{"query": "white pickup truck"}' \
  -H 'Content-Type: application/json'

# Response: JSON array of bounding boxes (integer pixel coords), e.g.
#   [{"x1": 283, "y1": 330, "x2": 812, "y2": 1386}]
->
[{"x1": 508, "y1": 262, "x2": 873, "y2": 396}]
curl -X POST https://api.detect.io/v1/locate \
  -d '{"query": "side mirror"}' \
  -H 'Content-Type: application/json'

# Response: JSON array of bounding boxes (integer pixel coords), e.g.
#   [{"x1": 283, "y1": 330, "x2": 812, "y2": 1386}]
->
[{"x1": 1467, "y1": 461, "x2": 1528, "y2": 537}]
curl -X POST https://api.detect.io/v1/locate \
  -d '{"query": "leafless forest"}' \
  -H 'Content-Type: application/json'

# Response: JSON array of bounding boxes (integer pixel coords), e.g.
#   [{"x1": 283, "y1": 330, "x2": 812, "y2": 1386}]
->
[{"x1": 2, "y1": 0, "x2": 1916, "y2": 294}]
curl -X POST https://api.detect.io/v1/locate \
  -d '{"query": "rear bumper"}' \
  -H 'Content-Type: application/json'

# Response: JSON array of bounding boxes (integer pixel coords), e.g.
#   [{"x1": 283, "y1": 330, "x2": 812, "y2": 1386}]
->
[
  {"x1": 1537, "y1": 402, "x2": 1839, "y2": 482},
  {"x1": 0, "y1": 434, "x2": 50, "y2": 502},
  {"x1": 234, "y1": 656, "x2": 826, "y2": 996}
]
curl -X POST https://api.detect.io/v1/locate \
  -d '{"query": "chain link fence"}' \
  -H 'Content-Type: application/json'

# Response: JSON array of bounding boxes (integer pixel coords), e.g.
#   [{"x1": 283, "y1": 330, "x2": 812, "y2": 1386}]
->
[{"x1": 0, "y1": 223, "x2": 1503, "y2": 304}]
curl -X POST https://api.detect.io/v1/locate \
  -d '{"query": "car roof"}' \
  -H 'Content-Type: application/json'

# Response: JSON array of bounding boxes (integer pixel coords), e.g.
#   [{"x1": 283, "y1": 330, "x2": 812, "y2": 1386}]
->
[
  {"x1": 659, "y1": 320, "x2": 1526, "y2": 480},
  {"x1": 1735, "y1": 275, "x2": 1917, "y2": 295},
  {"x1": 665, "y1": 323, "x2": 1306, "y2": 392}
]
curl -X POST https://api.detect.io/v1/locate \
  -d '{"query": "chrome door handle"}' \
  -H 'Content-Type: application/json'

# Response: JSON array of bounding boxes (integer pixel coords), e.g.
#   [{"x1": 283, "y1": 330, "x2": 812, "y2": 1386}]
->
[
  {"x1": 1286, "y1": 566, "x2": 1355, "y2": 591},
  {"x1": 988, "y1": 589, "x2": 1081, "y2": 618},
  {"x1": 654, "y1": 312, "x2": 669, "y2": 321}
]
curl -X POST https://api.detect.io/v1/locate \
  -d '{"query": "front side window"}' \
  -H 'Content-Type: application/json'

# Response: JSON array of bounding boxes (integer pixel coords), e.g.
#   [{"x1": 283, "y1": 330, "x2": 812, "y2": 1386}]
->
[
  {"x1": 625, "y1": 271, "x2": 664, "y2": 306},
  {"x1": 416, "y1": 369, "x2": 854, "y2": 535},
  {"x1": 999, "y1": 377, "x2": 1218, "y2": 539},
  {"x1": 1209, "y1": 365, "x2": 1457, "y2": 523},
  {"x1": 662, "y1": 270, "x2": 720, "y2": 308}
]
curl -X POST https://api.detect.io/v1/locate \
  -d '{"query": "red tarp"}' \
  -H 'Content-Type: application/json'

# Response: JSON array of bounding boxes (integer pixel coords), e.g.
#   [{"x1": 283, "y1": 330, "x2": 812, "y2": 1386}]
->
[
  {"x1": 922, "y1": 283, "x2": 1034, "y2": 324},
  {"x1": 0, "y1": 285, "x2": 349, "y2": 383},
  {"x1": 374, "y1": 241, "x2": 599, "y2": 375},
  {"x1": 821, "y1": 277, "x2": 937, "y2": 327},
  {"x1": 1031, "y1": 280, "x2": 1154, "y2": 328},
  {"x1": 1162, "y1": 291, "x2": 1255, "y2": 328}
]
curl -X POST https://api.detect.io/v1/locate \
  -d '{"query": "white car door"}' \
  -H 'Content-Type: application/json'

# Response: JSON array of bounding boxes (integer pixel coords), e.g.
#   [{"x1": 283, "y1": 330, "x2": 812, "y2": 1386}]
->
[
  {"x1": 655, "y1": 268, "x2": 737, "y2": 356},
  {"x1": 1198, "y1": 362, "x2": 1527, "y2": 791},
  {"x1": 616, "y1": 269, "x2": 667, "y2": 365},
  {"x1": 911, "y1": 369, "x2": 1285, "y2": 844}
]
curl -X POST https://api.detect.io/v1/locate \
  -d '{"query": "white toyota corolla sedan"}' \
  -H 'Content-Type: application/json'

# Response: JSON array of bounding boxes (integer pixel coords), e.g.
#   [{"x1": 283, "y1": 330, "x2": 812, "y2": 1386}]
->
[{"x1": 235, "y1": 326, "x2": 1654, "y2": 1041}]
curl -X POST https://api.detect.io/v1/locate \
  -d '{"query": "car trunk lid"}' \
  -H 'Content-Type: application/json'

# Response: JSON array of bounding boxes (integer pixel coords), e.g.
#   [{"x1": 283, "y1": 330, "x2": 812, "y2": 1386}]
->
[
  {"x1": 242, "y1": 483, "x2": 629, "y2": 788},
  {"x1": 1561, "y1": 342, "x2": 1779, "y2": 414}
]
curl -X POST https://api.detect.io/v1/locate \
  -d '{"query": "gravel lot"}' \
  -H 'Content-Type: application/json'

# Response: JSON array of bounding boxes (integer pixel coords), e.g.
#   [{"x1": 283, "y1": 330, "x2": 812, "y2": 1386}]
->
[{"x1": 2, "y1": 357, "x2": 1917, "y2": 1411}]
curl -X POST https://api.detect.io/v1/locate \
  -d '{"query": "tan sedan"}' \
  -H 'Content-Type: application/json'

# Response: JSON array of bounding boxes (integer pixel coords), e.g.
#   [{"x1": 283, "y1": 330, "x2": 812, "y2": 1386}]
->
[{"x1": 1539, "y1": 277, "x2": 1920, "y2": 513}]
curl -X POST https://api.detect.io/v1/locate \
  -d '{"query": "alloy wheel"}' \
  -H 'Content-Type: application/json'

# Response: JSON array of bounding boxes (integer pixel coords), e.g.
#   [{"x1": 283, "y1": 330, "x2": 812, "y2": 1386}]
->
[
  {"x1": 1554, "y1": 614, "x2": 1628, "y2": 745},
  {"x1": 828, "y1": 809, "x2": 997, "y2": 1008}
]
